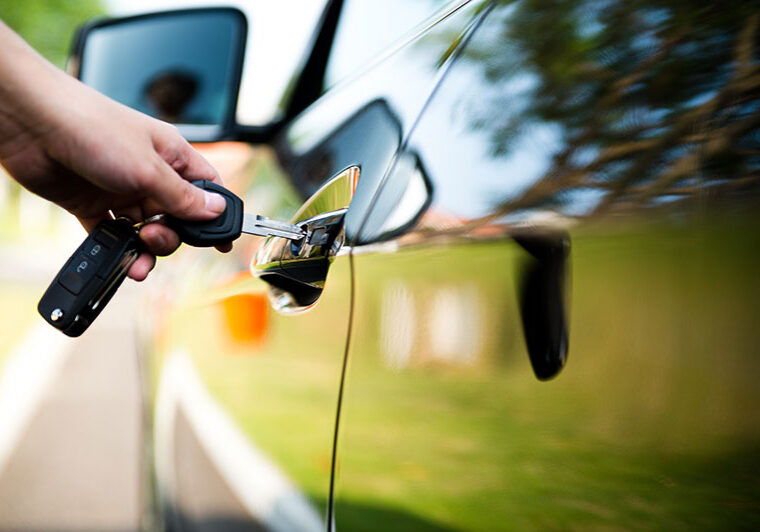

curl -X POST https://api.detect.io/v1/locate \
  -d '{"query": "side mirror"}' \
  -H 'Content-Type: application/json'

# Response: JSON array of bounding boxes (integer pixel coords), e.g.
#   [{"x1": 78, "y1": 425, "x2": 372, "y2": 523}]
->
[
  {"x1": 514, "y1": 231, "x2": 570, "y2": 381},
  {"x1": 72, "y1": 8, "x2": 247, "y2": 142},
  {"x1": 351, "y1": 150, "x2": 432, "y2": 244}
]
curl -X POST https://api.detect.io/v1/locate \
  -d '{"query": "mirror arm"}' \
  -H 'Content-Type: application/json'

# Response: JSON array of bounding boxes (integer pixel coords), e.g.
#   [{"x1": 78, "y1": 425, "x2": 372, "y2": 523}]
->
[
  {"x1": 282, "y1": 0, "x2": 344, "y2": 121},
  {"x1": 231, "y1": 123, "x2": 283, "y2": 144}
]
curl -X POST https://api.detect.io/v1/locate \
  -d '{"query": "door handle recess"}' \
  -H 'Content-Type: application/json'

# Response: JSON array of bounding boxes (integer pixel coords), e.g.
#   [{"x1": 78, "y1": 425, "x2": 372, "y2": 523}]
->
[{"x1": 253, "y1": 167, "x2": 359, "y2": 309}]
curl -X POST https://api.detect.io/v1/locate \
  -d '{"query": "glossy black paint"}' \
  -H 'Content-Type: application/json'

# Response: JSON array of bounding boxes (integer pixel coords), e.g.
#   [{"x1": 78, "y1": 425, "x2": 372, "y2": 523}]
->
[
  {"x1": 281, "y1": 0, "x2": 344, "y2": 122},
  {"x1": 329, "y1": 0, "x2": 760, "y2": 528},
  {"x1": 86, "y1": 0, "x2": 760, "y2": 529},
  {"x1": 277, "y1": 99, "x2": 403, "y2": 208}
]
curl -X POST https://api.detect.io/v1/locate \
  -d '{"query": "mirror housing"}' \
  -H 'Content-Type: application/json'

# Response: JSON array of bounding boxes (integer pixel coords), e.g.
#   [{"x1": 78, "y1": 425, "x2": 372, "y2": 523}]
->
[
  {"x1": 514, "y1": 230, "x2": 571, "y2": 381},
  {"x1": 70, "y1": 8, "x2": 247, "y2": 143}
]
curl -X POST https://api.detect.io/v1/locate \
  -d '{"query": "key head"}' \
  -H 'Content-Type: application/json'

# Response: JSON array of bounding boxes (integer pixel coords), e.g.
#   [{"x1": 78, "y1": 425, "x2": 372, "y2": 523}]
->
[
  {"x1": 38, "y1": 218, "x2": 142, "y2": 337},
  {"x1": 165, "y1": 180, "x2": 243, "y2": 247}
]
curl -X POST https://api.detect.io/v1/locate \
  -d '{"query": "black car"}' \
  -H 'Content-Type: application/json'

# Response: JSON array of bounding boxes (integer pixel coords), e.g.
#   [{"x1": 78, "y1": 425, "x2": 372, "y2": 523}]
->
[{"x1": 71, "y1": 0, "x2": 760, "y2": 530}]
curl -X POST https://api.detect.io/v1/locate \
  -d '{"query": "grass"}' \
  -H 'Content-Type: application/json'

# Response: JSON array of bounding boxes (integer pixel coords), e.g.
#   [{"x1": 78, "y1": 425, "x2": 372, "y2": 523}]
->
[{"x1": 158, "y1": 214, "x2": 760, "y2": 530}]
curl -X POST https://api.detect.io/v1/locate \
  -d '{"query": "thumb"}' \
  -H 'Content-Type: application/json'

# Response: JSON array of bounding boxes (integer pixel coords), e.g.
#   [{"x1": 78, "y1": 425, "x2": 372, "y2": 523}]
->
[{"x1": 143, "y1": 158, "x2": 227, "y2": 220}]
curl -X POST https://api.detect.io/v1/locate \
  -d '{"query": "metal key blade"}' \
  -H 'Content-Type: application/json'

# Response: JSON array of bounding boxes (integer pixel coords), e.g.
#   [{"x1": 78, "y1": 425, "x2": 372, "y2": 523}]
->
[{"x1": 241, "y1": 213, "x2": 305, "y2": 241}]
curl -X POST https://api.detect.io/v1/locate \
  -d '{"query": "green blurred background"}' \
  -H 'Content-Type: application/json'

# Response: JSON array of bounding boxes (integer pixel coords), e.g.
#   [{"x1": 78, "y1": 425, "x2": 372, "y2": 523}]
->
[
  {"x1": 0, "y1": 0, "x2": 104, "y2": 361},
  {"x1": 0, "y1": 1, "x2": 103, "y2": 66}
]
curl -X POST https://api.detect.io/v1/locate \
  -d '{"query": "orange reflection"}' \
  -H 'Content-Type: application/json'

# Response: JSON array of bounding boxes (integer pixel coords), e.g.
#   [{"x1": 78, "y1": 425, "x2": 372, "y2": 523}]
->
[{"x1": 221, "y1": 292, "x2": 269, "y2": 345}]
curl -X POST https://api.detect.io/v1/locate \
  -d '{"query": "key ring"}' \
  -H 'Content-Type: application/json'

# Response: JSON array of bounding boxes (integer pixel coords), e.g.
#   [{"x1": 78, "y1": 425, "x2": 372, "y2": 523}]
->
[{"x1": 133, "y1": 213, "x2": 166, "y2": 230}]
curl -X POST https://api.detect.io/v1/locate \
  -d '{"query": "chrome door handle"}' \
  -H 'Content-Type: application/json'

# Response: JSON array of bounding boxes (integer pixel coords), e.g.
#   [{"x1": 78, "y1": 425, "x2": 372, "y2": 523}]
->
[{"x1": 253, "y1": 167, "x2": 359, "y2": 309}]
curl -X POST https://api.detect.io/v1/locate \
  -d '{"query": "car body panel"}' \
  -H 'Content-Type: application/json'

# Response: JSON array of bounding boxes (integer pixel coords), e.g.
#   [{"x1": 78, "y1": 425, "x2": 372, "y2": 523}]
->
[
  {"x1": 154, "y1": 251, "x2": 350, "y2": 529},
  {"x1": 150, "y1": 3, "x2": 489, "y2": 530},
  {"x1": 333, "y1": 1, "x2": 760, "y2": 530},
  {"x1": 143, "y1": 0, "x2": 760, "y2": 530}
]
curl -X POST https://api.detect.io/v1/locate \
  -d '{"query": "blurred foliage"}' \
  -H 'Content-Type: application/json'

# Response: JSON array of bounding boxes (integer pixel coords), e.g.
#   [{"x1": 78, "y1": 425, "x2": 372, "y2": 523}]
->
[
  {"x1": 460, "y1": 0, "x2": 760, "y2": 216},
  {"x1": 0, "y1": 0, "x2": 104, "y2": 67},
  {"x1": 0, "y1": 1, "x2": 105, "y2": 239}
]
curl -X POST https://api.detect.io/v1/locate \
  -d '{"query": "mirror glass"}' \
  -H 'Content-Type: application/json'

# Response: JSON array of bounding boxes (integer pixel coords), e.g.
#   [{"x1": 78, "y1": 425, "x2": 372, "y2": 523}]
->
[
  {"x1": 79, "y1": 9, "x2": 246, "y2": 141},
  {"x1": 353, "y1": 150, "x2": 433, "y2": 244}
]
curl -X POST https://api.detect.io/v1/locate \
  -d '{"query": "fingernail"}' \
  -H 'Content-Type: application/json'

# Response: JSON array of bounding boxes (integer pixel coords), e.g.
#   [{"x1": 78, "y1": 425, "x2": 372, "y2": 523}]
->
[{"x1": 205, "y1": 191, "x2": 226, "y2": 214}]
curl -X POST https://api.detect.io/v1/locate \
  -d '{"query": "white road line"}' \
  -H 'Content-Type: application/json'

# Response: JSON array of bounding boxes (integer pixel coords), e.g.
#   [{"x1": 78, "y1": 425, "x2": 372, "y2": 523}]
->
[
  {"x1": 0, "y1": 322, "x2": 72, "y2": 475},
  {"x1": 155, "y1": 351, "x2": 323, "y2": 532}
]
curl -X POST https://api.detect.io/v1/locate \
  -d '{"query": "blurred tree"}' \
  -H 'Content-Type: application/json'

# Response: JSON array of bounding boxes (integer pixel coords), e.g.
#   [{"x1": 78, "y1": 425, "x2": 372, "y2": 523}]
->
[
  {"x1": 0, "y1": 0, "x2": 104, "y2": 67},
  {"x1": 458, "y1": 0, "x2": 760, "y2": 216}
]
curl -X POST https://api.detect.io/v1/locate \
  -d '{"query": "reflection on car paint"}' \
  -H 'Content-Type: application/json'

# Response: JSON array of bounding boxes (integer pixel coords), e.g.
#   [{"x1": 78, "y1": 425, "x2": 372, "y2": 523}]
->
[
  {"x1": 147, "y1": 0, "x2": 760, "y2": 529},
  {"x1": 333, "y1": 0, "x2": 760, "y2": 530},
  {"x1": 380, "y1": 282, "x2": 416, "y2": 371},
  {"x1": 379, "y1": 282, "x2": 485, "y2": 371},
  {"x1": 154, "y1": 352, "x2": 322, "y2": 532},
  {"x1": 157, "y1": 255, "x2": 353, "y2": 530},
  {"x1": 513, "y1": 230, "x2": 570, "y2": 380},
  {"x1": 427, "y1": 285, "x2": 484, "y2": 366}
]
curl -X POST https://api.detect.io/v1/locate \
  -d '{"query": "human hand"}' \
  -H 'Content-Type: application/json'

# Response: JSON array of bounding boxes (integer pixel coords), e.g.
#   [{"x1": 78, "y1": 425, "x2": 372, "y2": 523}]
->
[{"x1": 0, "y1": 22, "x2": 230, "y2": 281}]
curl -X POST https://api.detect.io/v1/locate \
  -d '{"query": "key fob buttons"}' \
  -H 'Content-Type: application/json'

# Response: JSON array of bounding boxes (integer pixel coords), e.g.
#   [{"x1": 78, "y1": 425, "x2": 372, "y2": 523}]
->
[
  {"x1": 39, "y1": 218, "x2": 142, "y2": 337},
  {"x1": 58, "y1": 254, "x2": 99, "y2": 295},
  {"x1": 82, "y1": 240, "x2": 106, "y2": 262}
]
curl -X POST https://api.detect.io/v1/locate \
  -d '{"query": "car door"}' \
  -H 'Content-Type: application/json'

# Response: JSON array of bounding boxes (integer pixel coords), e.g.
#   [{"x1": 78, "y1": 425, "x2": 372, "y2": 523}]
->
[
  {"x1": 332, "y1": 1, "x2": 760, "y2": 530},
  {"x1": 150, "y1": 2, "x2": 485, "y2": 531},
  {"x1": 150, "y1": 156, "x2": 353, "y2": 532}
]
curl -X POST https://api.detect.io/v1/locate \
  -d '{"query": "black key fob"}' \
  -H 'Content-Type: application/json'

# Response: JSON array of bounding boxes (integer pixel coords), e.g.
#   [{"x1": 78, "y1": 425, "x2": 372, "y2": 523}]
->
[
  {"x1": 165, "y1": 180, "x2": 243, "y2": 247},
  {"x1": 38, "y1": 218, "x2": 142, "y2": 337}
]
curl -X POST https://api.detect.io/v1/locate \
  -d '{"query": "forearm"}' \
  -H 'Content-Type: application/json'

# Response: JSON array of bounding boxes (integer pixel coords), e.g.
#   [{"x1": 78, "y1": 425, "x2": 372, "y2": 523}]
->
[
  {"x1": 0, "y1": 20, "x2": 228, "y2": 279},
  {"x1": 0, "y1": 21, "x2": 74, "y2": 153}
]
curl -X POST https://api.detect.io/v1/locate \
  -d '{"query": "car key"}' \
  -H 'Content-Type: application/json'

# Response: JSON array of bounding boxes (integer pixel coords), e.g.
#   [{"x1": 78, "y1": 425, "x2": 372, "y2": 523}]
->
[
  {"x1": 38, "y1": 217, "x2": 143, "y2": 337},
  {"x1": 39, "y1": 182, "x2": 304, "y2": 337},
  {"x1": 165, "y1": 180, "x2": 306, "y2": 246}
]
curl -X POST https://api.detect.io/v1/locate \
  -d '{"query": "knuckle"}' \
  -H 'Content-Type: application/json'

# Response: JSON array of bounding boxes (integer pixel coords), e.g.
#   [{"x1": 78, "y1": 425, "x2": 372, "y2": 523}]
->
[
  {"x1": 134, "y1": 159, "x2": 163, "y2": 191},
  {"x1": 157, "y1": 137, "x2": 181, "y2": 159},
  {"x1": 178, "y1": 184, "x2": 200, "y2": 214},
  {"x1": 154, "y1": 128, "x2": 187, "y2": 161}
]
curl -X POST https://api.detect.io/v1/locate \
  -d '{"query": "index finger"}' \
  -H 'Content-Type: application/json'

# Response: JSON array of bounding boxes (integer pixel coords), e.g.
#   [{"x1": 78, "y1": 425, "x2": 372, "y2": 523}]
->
[{"x1": 174, "y1": 140, "x2": 225, "y2": 186}]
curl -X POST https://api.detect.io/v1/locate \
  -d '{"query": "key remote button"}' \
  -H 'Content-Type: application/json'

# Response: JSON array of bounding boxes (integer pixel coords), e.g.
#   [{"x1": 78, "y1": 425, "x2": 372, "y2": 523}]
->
[
  {"x1": 94, "y1": 228, "x2": 118, "y2": 248},
  {"x1": 59, "y1": 255, "x2": 98, "y2": 294},
  {"x1": 59, "y1": 272, "x2": 84, "y2": 294},
  {"x1": 82, "y1": 241, "x2": 106, "y2": 263},
  {"x1": 39, "y1": 217, "x2": 143, "y2": 337}
]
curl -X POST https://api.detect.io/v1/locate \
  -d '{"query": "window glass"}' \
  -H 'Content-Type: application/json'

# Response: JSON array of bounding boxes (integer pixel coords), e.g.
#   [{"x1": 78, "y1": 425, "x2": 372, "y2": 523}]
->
[
  {"x1": 403, "y1": 0, "x2": 760, "y2": 223},
  {"x1": 324, "y1": 0, "x2": 455, "y2": 89}
]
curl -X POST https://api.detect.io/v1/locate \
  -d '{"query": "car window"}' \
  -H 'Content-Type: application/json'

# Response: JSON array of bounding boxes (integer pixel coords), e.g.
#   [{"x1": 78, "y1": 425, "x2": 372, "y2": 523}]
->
[
  {"x1": 400, "y1": 0, "x2": 759, "y2": 223},
  {"x1": 323, "y1": 0, "x2": 457, "y2": 90}
]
